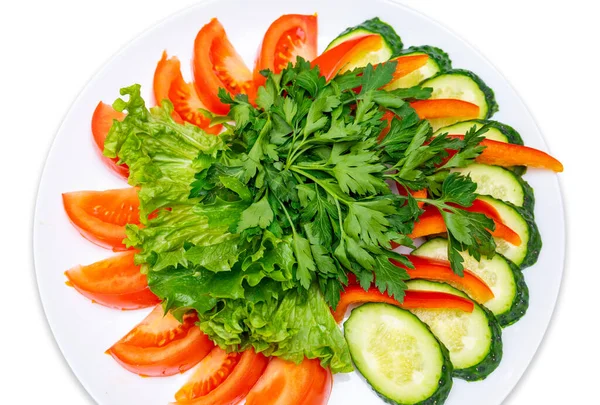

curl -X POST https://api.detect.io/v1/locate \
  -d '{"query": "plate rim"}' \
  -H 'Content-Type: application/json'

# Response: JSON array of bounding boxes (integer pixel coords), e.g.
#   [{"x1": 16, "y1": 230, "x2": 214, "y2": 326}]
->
[{"x1": 32, "y1": 1, "x2": 566, "y2": 404}]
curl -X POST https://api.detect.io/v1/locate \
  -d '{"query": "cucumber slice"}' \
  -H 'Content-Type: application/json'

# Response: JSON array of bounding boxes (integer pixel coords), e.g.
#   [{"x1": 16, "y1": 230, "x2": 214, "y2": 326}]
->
[
  {"x1": 434, "y1": 120, "x2": 524, "y2": 145},
  {"x1": 421, "y1": 69, "x2": 498, "y2": 130},
  {"x1": 387, "y1": 45, "x2": 452, "y2": 89},
  {"x1": 412, "y1": 238, "x2": 529, "y2": 327},
  {"x1": 326, "y1": 17, "x2": 403, "y2": 55},
  {"x1": 452, "y1": 164, "x2": 535, "y2": 211},
  {"x1": 478, "y1": 196, "x2": 541, "y2": 268},
  {"x1": 345, "y1": 303, "x2": 452, "y2": 405},
  {"x1": 406, "y1": 280, "x2": 503, "y2": 380}
]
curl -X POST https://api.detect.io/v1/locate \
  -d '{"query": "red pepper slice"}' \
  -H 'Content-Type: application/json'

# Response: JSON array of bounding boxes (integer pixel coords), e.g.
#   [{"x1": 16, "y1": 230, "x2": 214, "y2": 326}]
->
[
  {"x1": 333, "y1": 285, "x2": 474, "y2": 323},
  {"x1": 447, "y1": 135, "x2": 563, "y2": 172},
  {"x1": 410, "y1": 204, "x2": 522, "y2": 246},
  {"x1": 311, "y1": 34, "x2": 383, "y2": 81},
  {"x1": 410, "y1": 99, "x2": 480, "y2": 120},
  {"x1": 385, "y1": 54, "x2": 430, "y2": 82},
  {"x1": 379, "y1": 99, "x2": 479, "y2": 141},
  {"x1": 393, "y1": 255, "x2": 494, "y2": 304}
]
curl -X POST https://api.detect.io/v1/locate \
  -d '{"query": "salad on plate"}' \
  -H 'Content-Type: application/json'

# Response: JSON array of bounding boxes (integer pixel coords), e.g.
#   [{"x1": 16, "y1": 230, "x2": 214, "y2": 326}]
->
[{"x1": 61, "y1": 13, "x2": 563, "y2": 405}]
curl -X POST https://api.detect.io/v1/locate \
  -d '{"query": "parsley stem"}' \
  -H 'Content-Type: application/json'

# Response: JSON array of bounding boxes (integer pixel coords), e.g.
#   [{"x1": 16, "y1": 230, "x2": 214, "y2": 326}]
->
[
  {"x1": 293, "y1": 163, "x2": 333, "y2": 173},
  {"x1": 275, "y1": 194, "x2": 297, "y2": 236},
  {"x1": 290, "y1": 167, "x2": 352, "y2": 205}
]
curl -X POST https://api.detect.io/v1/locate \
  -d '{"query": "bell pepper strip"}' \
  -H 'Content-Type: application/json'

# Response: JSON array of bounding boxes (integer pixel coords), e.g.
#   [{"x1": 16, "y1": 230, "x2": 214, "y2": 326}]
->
[
  {"x1": 386, "y1": 54, "x2": 430, "y2": 82},
  {"x1": 447, "y1": 135, "x2": 563, "y2": 172},
  {"x1": 391, "y1": 255, "x2": 494, "y2": 304},
  {"x1": 333, "y1": 285, "x2": 474, "y2": 323},
  {"x1": 410, "y1": 205, "x2": 522, "y2": 246},
  {"x1": 410, "y1": 99, "x2": 480, "y2": 120},
  {"x1": 395, "y1": 183, "x2": 427, "y2": 209},
  {"x1": 311, "y1": 34, "x2": 383, "y2": 81},
  {"x1": 378, "y1": 99, "x2": 479, "y2": 141},
  {"x1": 456, "y1": 198, "x2": 502, "y2": 223}
]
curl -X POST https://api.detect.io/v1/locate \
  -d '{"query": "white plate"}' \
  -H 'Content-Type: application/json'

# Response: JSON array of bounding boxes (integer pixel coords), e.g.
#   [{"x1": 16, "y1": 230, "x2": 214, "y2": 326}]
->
[{"x1": 33, "y1": 0, "x2": 565, "y2": 404}]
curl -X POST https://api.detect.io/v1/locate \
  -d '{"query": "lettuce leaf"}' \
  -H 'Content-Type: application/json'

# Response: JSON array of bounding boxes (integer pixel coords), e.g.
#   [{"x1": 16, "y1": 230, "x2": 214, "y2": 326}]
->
[
  {"x1": 104, "y1": 84, "x2": 225, "y2": 218},
  {"x1": 198, "y1": 282, "x2": 353, "y2": 373}
]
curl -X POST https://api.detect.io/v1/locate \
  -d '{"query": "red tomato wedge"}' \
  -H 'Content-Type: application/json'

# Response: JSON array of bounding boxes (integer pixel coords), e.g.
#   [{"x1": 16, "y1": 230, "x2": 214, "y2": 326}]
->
[
  {"x1": 392, "y1": 255, "x2": 494, "y2": 304},
  {"x1": 62, "y1": 187, "x2": 140, "y2": 251},
  {"x1": 169, "y1": 70, "x2": 222, "y2": 134},
  {"x1": 193, "y1": 18, "x2": 255, "y2": 115},
  {"x1": 174, "y1": 347, "x2": 242, "y2": 402},
  {"x1": 91, "y1": 102, "x2": 128, "y2": 178},
  {"x1": 246, "y1": 357, "x2": 332, "y2": 405},
  {"x1": 152, "y1": 51, "x2": 185, "y2": 124},
  {"x1": 333, "y1": 285, "x2": 474, "y2": 323},
  {"x1": 410, "y1": 205, "x2": 522, "y2": 245},
  {"x1": 154, "y1": 51, "x2": 181, "y2": 106},
  {"x1": 65, "y1": 251, "x2": 158, "y2": 310},
  {"x1": 170, "y1": 349, "x2": 268, "y2": 405},
  {"x1": 312, "y1": 34, "x2": 385, "y2": 81},
  {"x1": 108, "y1": 306, "x2": 214, "y2": 377},
  {"x1": 410, "y1": 99, "x2": 480, "y2": 120},
  {"x1": 447, "y1": 135, "x2": 564, "y2": 172},
  {"x1": 254, "y1": 14, "x2": 318, "y2": 87}
]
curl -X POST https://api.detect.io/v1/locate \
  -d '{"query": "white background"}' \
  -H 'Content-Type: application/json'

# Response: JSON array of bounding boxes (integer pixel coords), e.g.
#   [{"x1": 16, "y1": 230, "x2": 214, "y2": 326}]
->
[{"x1": 0, "y1": 0, "x2": 597, "y2": 403}]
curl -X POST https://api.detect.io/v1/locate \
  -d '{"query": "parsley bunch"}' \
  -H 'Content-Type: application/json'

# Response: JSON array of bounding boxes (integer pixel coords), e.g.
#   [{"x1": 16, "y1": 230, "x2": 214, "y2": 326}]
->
[
  {"x1": 191, "y1": 58, "x2": 494, "y2": 305},
  {"x1": 105, "y1": 59, "x2": 496, "y2": 371}
]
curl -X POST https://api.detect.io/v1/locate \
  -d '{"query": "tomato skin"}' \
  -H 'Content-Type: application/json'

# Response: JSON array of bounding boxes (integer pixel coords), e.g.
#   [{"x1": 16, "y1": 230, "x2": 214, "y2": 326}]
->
[
  {"x1": 168, "y1": 70, "x2": 222, "y2": 134},
  {"x1": 171, "y1": 349, "x2": 268, "y2": 405},
  {"x1": 108, "y1": 306, "x2": 214, "y2": 377},
  {"x1": 246, "y1": 357, "x2": 332, "y2": 405},
  {"x1": 91, "y1": 102, "x2": 128, "y2": 178},
  {"x1": 174, "y1": 347, "x2": 242, "y2": 402},
  {"x1": 62, "y1": 187, "x2": 140, "y2": 251},
  {"x1": 254, "y1": 14, "x2": 318, "y2": 87},
  {"x1": 154, "y1": 51, "x2": 181, "y2": 106},
  {"x1": 65, "y1": 250, "x2": 159, "y2": 310},
  {"x1": 193, "y1": 18, "x2": 255, "y2": 115}
]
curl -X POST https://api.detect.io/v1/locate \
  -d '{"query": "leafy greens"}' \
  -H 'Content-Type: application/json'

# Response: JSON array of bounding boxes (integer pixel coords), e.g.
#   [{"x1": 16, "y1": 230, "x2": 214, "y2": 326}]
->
[{"x1": 104, "y1": 58, "x2": 494, "y2": 373}]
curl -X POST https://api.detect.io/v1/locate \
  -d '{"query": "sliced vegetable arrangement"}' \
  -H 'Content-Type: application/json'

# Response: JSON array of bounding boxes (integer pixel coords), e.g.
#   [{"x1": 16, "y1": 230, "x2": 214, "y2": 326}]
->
[{"x1": 61, "y1": 13, "x2": 563, "y2": 405}]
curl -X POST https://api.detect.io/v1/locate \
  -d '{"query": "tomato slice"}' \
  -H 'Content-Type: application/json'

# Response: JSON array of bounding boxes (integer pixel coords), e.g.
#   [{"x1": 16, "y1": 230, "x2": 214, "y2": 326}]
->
[
  {"x1": 152, "y1": 51, "x2": 185, "y2": 124},
  {"x1": 332, "y1": 285, "x2": 474, "y2": 322},
  {"x1": 108, "y1": 306, "x2": 214, "y2": 377},
  {"x1": 254, "y1": 14, "x2": 318, "y2": 87},
  {"x1": 62, "y1": 187, "x2": 140, "y2": 250},
  {"x1": 91, "y1": 102, "x2": 128, "y2": 178},
  {"x1": 154, "y1": 51, "x2": 181, "y2": 106},
  {"x1": 65, "y1": 250, "x2": 158, "y2": 310},
  {"x1": 246, "y1": 357, "x2": 332, "y2": 405},
  {"x1": 169, "y1": 70, "x2": 222, "y2": 134},
  {"x1": 171, "y1": 348, "x2": 268, "y2": 405},
  {"x1": 193, "y1": 18, "x2": 255, "y2": 115},
  {"x1": 174, "y1": 347, "x2": 242, "y2": 402}
]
